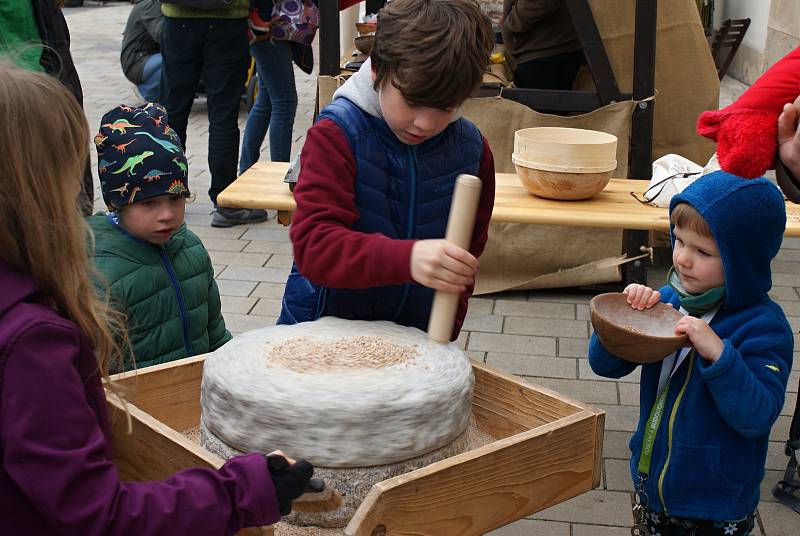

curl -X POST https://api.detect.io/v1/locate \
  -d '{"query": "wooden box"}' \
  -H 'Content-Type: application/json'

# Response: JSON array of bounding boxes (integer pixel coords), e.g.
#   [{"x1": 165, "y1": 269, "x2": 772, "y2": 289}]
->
[{"x1": 109, "y1": 355, "x2": 604, "y2": 536}]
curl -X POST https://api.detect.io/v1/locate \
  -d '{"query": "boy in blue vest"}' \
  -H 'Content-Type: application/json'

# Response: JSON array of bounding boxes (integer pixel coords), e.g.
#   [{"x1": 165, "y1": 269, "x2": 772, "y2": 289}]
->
[
  {"x1": 589, "y1": 171, "x2": 793, "y2": 535},
  {"x1": 278, "y1": 0, "x2": 496, "y2": 339}
]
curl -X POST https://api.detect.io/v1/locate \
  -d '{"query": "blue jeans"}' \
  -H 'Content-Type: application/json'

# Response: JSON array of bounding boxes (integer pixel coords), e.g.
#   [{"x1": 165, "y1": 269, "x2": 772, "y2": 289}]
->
[
  {"x1": 159, "y1": 17, "x2": 249, "y2": 204},
  {"x1": 239, "y1": 38, "x2": 298, "y2": 173},
  {"x1": 137, "y1": 53, "x2": 162, "y2": 102}
]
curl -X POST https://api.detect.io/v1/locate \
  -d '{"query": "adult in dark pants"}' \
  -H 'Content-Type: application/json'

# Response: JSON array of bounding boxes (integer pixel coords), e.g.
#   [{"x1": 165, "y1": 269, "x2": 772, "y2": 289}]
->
[
  {"x1": 501, "y1": 0, "x2": 584, "y2": 91},
  {"x1": 159, "y1": 0, "x2": 268, "y2": 227}
]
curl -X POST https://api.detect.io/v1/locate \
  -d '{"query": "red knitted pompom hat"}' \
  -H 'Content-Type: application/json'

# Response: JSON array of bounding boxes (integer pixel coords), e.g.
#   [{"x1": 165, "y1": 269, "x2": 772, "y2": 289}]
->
[{"x1": 697, "y1": 47, "x2": 800, "y2": 179}]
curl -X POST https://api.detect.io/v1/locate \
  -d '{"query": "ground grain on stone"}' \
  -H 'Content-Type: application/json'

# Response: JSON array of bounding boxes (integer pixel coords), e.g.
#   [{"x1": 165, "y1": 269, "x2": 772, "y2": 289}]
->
[{"x1": 267, "y1": 336, "x2": 418, "y2": 372}]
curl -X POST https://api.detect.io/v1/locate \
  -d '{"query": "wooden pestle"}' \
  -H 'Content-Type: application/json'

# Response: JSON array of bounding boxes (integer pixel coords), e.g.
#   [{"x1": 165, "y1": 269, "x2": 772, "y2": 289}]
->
[{"x1": 427, "y1": 174, "x2": 483, "y2": 343}]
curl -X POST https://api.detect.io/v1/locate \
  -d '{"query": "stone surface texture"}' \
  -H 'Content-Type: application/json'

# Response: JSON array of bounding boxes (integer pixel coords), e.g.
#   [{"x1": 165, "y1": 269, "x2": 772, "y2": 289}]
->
[{"x1": 201, "y1": 318, "x2": 474, "y2": 467}]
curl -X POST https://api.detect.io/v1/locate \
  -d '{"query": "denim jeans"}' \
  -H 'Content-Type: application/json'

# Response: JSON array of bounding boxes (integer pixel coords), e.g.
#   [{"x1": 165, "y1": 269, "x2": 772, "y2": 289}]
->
[
  {"x1": 239, "y1": 38, "x2": 298, "y2": 173},
  {"x1": 159, "y1": 17, "x2": 249, "y2": 204},
  {"x1": 137, "y1": 53, "x2": 162, "y2": 103}
]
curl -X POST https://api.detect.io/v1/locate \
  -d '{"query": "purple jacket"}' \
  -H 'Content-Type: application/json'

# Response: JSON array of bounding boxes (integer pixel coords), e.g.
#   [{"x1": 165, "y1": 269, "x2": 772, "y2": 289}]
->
[{"x1": 0, "y1": 262, "x2": 281, "y2": 534}]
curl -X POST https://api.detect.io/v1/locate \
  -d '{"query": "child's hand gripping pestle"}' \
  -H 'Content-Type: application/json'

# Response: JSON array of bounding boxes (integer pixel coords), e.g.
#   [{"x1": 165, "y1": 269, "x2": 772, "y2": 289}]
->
[{"x1": 427, "y1": 174, "x2": 483, "y2": 343}]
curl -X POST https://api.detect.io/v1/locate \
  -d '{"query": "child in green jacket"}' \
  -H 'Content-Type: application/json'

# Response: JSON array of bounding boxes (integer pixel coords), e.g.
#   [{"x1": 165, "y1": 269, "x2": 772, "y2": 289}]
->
[{"x1": 88, "y1": 103, "x2": 231, "y2": 370}]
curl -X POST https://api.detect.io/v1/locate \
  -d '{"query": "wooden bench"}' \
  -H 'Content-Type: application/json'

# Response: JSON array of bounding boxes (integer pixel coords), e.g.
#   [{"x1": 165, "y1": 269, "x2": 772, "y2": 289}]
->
[{"x1": 218, "y1": 161, "x2": 800, "y2": 237}]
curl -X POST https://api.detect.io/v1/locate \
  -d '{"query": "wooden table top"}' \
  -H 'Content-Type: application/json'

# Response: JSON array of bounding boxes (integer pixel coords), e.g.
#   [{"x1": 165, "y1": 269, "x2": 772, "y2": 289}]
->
[{"x1": 218, "y1": 161, "x2": 800, "y2": 237}]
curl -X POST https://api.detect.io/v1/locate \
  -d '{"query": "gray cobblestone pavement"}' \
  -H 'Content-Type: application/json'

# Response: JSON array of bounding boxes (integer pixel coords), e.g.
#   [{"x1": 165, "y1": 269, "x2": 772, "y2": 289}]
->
[{"x1": 65, "y1": 4, "x2": 798, "y2": 534}]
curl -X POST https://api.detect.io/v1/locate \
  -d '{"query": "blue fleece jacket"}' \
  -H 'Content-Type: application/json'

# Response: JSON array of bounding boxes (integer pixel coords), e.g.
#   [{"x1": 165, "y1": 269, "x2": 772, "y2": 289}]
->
[{"x1": 589, "y1": 171, "x2": 793, "y2": 520}]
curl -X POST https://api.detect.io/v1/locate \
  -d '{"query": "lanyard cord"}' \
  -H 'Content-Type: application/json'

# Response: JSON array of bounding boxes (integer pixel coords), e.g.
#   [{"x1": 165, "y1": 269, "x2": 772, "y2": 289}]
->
[{"x1": 638, "y1": 381, "x2": 671, "y2": 476}]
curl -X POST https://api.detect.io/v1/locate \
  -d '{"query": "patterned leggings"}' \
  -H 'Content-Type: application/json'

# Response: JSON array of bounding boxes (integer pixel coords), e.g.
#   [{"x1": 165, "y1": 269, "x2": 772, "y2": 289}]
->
[{"x1": 642, "y1": 507, "x2": 755, "y2": 536}]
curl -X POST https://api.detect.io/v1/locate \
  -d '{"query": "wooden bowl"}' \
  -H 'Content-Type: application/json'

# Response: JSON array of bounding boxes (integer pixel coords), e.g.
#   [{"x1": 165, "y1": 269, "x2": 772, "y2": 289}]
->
[
  {"x1": 514, "y1": 164, "x2": 612, "y2": 200},
  {"x1": 354, "y1": 34, "x2": 374, "y2": 55},
  {"x1": 512, "y1": 127, "x2": 617, "y2": 200},
  {"x1": 589, "y1": 293, "x2": 689, "y2": 363}
]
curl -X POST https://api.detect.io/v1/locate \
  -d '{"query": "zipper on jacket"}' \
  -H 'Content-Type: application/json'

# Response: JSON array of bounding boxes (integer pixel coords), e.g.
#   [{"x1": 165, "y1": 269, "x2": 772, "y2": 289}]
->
[
  {"x1": 393, "y1": 145, "x2": 418, "y2": 321},
  {"x1": 657, "y1": 351, "x2": 695, "y2": 514},
  {"x1": 159, "y1": 247, "x2": 193, "y2": 357}
]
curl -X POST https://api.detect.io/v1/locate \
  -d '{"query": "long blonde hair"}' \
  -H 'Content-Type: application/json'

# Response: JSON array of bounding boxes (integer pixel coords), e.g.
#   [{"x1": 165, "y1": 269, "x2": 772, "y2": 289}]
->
[{"x1": 0, "y1": 62, "x2": 124, "y2": 376}]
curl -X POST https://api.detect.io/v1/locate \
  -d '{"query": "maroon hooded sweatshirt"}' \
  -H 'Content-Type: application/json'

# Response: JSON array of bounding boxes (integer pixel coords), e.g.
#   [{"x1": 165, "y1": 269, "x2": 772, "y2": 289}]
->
[{"x1": 0, "y1": 261, "x2": 281, "y2": 534}]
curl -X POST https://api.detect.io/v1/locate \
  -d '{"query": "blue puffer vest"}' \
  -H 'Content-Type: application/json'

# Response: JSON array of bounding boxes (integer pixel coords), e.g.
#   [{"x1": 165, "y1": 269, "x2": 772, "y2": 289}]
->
[{"x1": 278, "y1": 97, "x2": 483, "y2": 331}]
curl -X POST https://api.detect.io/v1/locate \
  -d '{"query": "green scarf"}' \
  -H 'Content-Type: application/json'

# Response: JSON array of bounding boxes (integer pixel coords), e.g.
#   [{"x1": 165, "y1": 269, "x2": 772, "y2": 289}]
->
[{"x1": 667, "y1": 267, "x2": 726, "y2": 316}]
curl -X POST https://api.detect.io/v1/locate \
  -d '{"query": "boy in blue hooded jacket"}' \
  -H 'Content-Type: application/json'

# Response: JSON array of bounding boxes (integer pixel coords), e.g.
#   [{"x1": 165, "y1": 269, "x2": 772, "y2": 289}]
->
[{"x1": 589, "y1": 171, "x2": 793, "y2": 534}]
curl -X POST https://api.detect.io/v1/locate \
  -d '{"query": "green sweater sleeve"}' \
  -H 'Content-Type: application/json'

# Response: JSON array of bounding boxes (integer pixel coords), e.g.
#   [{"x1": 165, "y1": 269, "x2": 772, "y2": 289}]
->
[{"x1": 206, "y1": 257, "x2": 232, "y2": 351}]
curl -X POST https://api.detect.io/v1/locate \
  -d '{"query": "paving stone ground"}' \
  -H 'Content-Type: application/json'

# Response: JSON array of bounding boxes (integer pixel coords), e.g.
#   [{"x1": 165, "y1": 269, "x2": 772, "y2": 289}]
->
[{"x1": 64, "y1": 3, "x2": 799, "y2": 534}]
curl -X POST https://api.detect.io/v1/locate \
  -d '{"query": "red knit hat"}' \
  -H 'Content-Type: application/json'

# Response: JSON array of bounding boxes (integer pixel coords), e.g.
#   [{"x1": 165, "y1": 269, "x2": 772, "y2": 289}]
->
[{"x1": 697, "y1": 47, "x2": 800, "y2": 179}]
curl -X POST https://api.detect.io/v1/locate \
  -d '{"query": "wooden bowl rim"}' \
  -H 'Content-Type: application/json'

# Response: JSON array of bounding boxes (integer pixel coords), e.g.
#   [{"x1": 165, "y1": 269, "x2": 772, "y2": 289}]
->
[
  {"x1": 514, "y1": 126, "x2": 618, "y2": 145},
  {"x1": 513, "y1": 154, "x2": 617, "y2": 174},
  {"x1": 355, "y1": 22, "x2": 378, "y2": 32}
]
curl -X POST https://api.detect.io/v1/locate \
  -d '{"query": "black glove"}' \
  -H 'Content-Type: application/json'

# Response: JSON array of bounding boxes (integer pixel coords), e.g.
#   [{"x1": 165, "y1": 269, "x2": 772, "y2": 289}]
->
[{"x1": 265, "y1": 453, "x2": 314, "y2": 516}]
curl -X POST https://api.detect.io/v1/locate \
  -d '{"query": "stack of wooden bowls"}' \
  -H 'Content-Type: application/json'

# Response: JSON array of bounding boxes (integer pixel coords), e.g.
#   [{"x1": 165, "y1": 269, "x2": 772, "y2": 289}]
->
[
  {"x1": 354, "y1": 21, "x2": 377, "y2": 56},
  {"x1": 512, "y1": 127, "x2": 618, "y2": 200}
]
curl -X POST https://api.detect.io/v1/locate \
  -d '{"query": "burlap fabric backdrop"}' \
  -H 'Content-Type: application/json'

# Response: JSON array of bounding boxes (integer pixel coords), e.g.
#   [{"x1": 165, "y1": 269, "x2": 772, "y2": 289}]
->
[
  {"x1": 467, "y1": 0, "x2": 719, "y2": 293},
  {"x1": 462, "y1": 98, "x2": 635, "y2": 294},
  {"x1": 584, "y1": 0, "x2": 718, "y2": 165}
]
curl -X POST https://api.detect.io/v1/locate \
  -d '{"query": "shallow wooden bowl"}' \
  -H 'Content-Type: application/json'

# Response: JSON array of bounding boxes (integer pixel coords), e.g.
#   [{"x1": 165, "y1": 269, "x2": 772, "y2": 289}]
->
[
  {"x1": 513, "y1": 127, "x2": 618, "y2": 172},
  {"x1": 356, "y1": 21, "x2": 377, "y2": 35},
  {"x1": 514, "y1": 164, "x2": 612, "y2": 200},
  {"x1": 354, "y1": 34, "x2": 374, "y2": 55},
  {"x1": 512, "y1": 127, "x2": 617, "y2": 200},
  {"x1": 590, "y1": 293, "x2": 689, "y2": 363}
]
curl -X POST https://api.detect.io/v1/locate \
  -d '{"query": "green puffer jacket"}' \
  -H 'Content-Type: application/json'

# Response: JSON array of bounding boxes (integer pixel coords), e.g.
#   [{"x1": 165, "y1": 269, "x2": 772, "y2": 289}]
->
[{"x1": 87, "y1": 214, "x2": 232, "y2": 370}]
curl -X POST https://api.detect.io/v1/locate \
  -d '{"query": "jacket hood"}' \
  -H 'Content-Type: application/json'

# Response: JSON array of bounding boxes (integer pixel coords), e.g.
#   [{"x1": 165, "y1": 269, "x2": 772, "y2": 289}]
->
[
  {"x1": 0, "y1": 262, "x2": 41, "y2": 318},
  {"x1": 332, "y1": 57, "x2": 462, "y2": 123},
  {"x1": 669, "y1": 171, "x2": 785, "y2": 313},
  {"x1": 333, "y1": 58, "x2": 384, "y2": 119}
]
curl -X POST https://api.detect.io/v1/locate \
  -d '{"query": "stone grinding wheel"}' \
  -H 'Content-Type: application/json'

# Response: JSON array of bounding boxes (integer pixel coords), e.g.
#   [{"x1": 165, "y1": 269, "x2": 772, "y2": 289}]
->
[{"x1": 200, "y1": 317, "x2": 474, "y2": 468}]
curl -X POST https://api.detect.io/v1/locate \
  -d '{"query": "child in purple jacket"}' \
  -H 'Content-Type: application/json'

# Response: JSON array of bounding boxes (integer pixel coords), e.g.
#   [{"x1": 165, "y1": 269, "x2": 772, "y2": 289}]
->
[{"x1": 0, "y1": 62, "x2": 311, "y2": 534}]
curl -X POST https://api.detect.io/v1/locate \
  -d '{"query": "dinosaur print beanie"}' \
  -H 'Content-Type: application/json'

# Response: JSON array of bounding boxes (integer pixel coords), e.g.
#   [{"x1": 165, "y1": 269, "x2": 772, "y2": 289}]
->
[{"x1": 95, "y1": 103, "x2": 190, "y2": 210}]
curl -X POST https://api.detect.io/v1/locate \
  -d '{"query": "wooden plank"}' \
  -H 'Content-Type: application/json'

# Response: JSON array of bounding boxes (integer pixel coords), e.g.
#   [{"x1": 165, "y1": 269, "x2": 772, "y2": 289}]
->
[
  {"x1": 110, "y1": 357, "x2": 603, "y2": 536},
  {"x1": 108, "y1": 369, "x2": 273, "y2": 536},
  {"x1": 108, "y1": 395, "x2": 223, "y2": 481},
  {"x1": 217, "y1": 162, "x2": 297, "y2": 212},
  {"x1": 472, "y1": 361, "x2": 583, "y2": 436},
  {"x1": 472, "y1": 361, "x2": 606, "y2": 491},
  {"x1": 218, "y1": 162, "x2": 800, "y2": 236},
  {"x1": 344, "y1": 410, "x2": 603, "y2": 536},
  {"x1": 111, "y1": 354, "x2": 207, "y2": 431}
]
